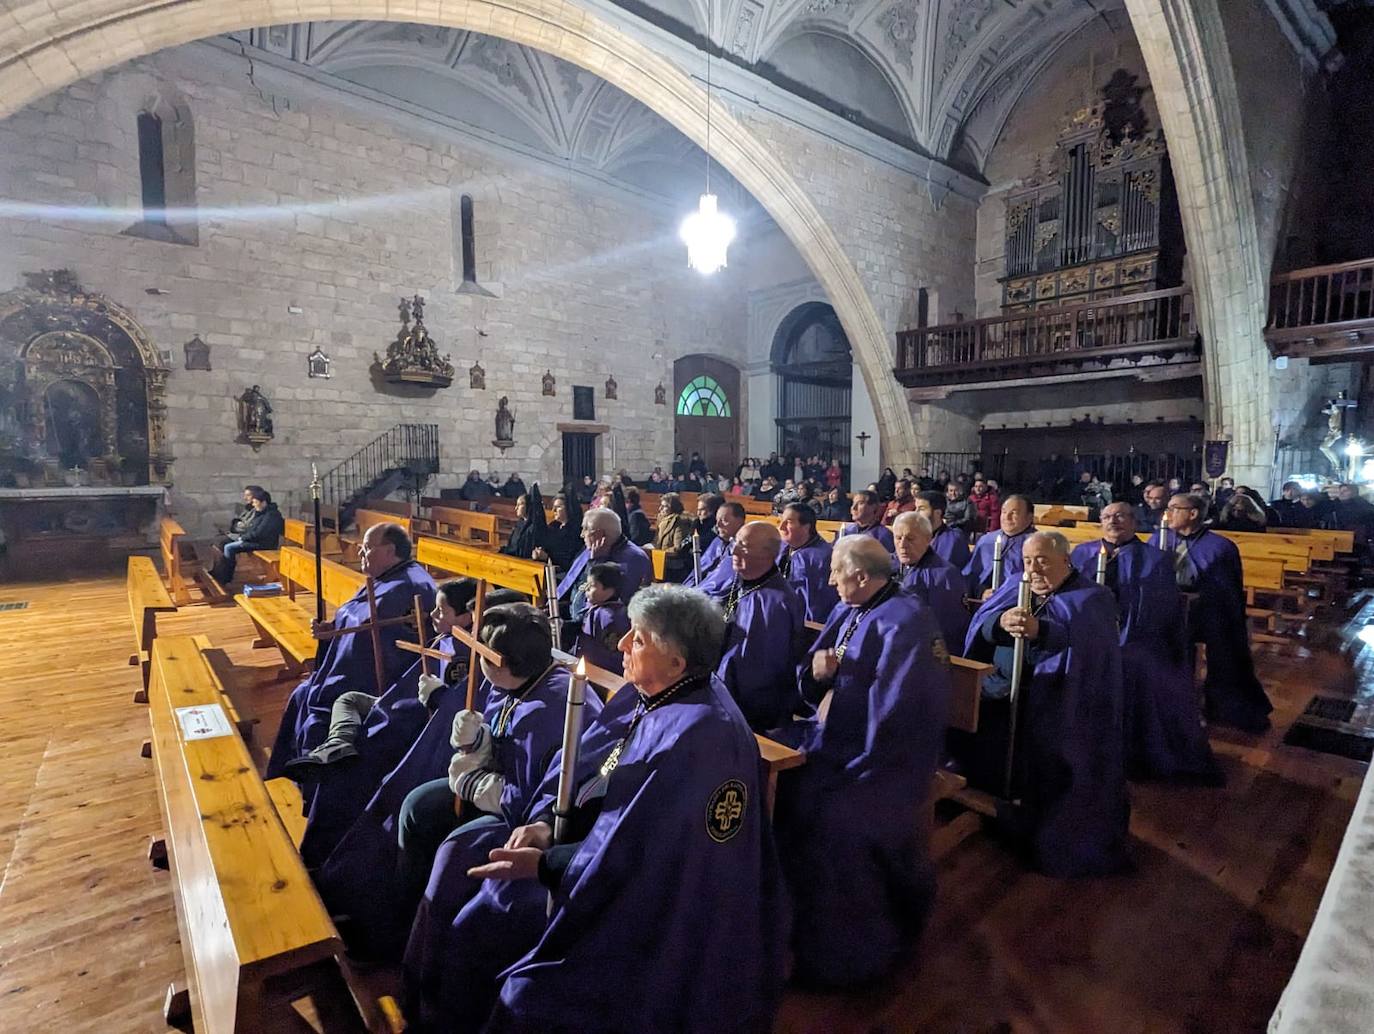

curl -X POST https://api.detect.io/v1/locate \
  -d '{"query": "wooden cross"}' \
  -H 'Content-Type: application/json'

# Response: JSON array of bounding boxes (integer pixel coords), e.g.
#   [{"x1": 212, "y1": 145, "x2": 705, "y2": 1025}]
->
[
  {"x1": 396, "y1": 579, "x2": 507, "y2": 711},
  {"x1": 312, "y1": 578, "x2": 425, "y2": 694}
]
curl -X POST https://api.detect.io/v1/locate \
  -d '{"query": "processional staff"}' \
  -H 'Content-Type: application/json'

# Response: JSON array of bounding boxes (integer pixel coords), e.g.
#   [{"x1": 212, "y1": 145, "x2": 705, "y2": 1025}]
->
[
  {"x1": 1003, "y1": 569, "x2": 1032, "y2": 803},
  {"x1": 311, "y1": 463, "x2": 328, "y2": 668},
  {"x1": 990, "y1": 532, "x2": 1005, "y2": 591},
  {"x1": 553, "y1": 657, "x2": 590, "y2": 847},
  {"x1": 544, "y1": 557, "x2": 563, "y2": 647}
]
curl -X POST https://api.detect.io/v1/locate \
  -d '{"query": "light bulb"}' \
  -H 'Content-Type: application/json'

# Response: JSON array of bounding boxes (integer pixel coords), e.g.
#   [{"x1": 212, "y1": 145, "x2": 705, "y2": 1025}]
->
[{"x1": 680, "y1": 193, "x2": 736, "y2": 275}]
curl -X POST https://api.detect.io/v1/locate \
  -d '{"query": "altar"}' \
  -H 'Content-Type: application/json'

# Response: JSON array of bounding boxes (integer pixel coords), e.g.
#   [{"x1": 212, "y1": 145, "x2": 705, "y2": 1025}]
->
[{"x1": 0, "y1": 485, "x2": 165, "y2": 576}]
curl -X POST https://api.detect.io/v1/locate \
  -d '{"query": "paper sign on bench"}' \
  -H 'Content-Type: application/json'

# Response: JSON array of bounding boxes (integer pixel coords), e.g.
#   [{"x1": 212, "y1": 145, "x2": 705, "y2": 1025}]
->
[{"x1": 176, "y1": 703, "x2": 234, "y2": 741}]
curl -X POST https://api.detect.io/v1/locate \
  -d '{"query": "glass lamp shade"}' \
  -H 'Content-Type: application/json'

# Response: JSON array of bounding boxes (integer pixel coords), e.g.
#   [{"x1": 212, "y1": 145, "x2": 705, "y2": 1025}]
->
[{"x1": 680, "y1": 193, "x2": 736, "y2": 275}]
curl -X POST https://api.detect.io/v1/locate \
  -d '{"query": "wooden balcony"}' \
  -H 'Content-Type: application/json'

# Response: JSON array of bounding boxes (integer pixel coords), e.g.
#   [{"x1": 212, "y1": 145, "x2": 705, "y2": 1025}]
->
[
  {"x1": 894, "y1": 287, "x2": 1197, "y2": 391},
  {"x1": 1266, "y1": 258, "x2": 1374, "y2": 360}
]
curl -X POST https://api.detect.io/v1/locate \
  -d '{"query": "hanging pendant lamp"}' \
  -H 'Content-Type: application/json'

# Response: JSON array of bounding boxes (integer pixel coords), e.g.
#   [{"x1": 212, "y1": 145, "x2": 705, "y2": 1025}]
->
[{"x1": 680, "y1": 0, "x2": 736, "y2": 274}]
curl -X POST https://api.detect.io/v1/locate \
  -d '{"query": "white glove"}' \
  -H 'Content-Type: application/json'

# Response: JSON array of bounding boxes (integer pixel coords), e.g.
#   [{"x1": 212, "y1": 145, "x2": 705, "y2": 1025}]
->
[
  {"x1": 450, "y1": 709, "x2": 490, "y2": 755},
  {"x1": 448, "y1": 751, "x2": 485, "y2": 794},
  {"x1": 456, "y1": 769, "x2": 507, "y2": 814},
  {"x1": 417, "y1": 672, "x2": 444, "y2": 706}
]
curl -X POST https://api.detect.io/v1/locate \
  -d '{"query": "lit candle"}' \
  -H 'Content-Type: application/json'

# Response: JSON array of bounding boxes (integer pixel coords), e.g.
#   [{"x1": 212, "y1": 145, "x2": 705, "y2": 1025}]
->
[
  {"x1": 1096, "y1": 543, "x2": 1108, "y2": 585},
  {"x1": 553, "y1": 658, "x2": 589, "y2": 845},
  {"x1": 991, "y1": 532, "x2": 1005, "y2": 591}
]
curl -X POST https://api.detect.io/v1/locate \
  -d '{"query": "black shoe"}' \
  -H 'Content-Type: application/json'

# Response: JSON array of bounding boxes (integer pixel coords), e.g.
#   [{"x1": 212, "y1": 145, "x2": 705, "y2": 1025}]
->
[{"x1": 282, "y1": 740, "x2": 359, "y2": 779}]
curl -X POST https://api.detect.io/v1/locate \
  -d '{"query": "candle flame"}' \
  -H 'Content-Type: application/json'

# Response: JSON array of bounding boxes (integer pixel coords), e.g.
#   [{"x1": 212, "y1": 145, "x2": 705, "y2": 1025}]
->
[{"x1": 575, "y1": 656, "x2": 588, "y2": 676}]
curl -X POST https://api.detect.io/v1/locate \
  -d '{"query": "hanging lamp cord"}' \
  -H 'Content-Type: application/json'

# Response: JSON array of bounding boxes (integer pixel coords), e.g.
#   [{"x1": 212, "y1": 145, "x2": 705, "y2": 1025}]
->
[{"x1": 705, "y1": 0, "x2": 712, "y2": 194}]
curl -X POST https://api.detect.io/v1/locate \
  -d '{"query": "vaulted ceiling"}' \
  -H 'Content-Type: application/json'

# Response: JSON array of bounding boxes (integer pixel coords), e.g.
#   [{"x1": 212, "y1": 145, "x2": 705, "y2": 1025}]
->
[{"x1": 233, "y1": 2, "x2": 1125, "y2": 209}]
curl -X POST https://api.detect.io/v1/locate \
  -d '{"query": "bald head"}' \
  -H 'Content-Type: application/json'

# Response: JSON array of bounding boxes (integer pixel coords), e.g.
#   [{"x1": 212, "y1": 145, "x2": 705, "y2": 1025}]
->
[
  {"x1": 732, "y1": 521, "x2": 782, "y2": 580},
  {"x1": 1099, "y1": 501, "x2": 1137, "y2": 545},
  {"x1": 892, "y1": 511, "x2": 933, "y2": 567}
]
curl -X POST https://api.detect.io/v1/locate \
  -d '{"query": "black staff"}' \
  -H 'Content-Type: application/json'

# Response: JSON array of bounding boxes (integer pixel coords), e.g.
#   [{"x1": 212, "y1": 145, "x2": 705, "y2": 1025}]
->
[{"x1": 311, "y1": 463, "x2": 327, "y2": 666}]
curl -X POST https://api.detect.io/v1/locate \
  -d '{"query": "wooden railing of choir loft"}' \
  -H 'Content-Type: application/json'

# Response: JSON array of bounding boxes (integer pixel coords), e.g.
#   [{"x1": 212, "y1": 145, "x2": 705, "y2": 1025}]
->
[
  {"x1": 1266, "y1": 257, "x2": 1374, "y2": 351},
  {"x1": 894, "y1": 286, "x2": 1196, "y2": 387}
]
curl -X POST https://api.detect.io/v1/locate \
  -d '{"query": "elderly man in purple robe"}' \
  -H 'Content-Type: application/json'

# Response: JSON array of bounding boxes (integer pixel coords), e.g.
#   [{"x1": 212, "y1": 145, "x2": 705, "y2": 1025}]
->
[
  {"x1": 267, "y1": 522, "x2": 437, "y2": 779},
  {"x1": 425, "y1": 585, "x2": 786, "y2": 1034},
  {"x1": 839, "y1": 489, "x2": 896, "y2": 553},
  {"x1": 962, "y1": 494, "x2": 1036, "y2": 598},
  {"x1": 769, "y1": 535, "x2": 950, "y2": 988},
  {"x1": 714, "y1": 521, "x2": 805, "y2": 730},
  {"x1": 555, "y1": 508, "x2": 651, "y2": 641},
  {"x1": 685, "y1": 499, "x2": 745, "y2": 594},
  {"x1": 914, "y1": 489, "x2": 972, "y2": 569},
  {"x1": 287, "y1": 578, "x2": 477, "y2": 867},
  {"x1": 893, "y1": 511, "x2": 970, "y2": 651},
  {"x1": 777, "y1": 501, "x2": 840, "y2": 624},
  {"x1": 961, "y1": 531, "x2": 1130, "y2": 877},
  {"x1": 1163, "y1": 493, "x2": 1273, "y2": 732},
  {"x1": 312, "y1": 598, "x2": 588, "y2": 961},
  {"x1": 1070, "y1": 503, "x2": 1221, "y2": 783}
]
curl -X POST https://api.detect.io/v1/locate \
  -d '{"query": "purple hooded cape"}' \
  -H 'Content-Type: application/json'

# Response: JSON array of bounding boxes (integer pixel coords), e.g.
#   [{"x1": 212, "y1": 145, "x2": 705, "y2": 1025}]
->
[
  {"x1": 962, "y1": 571, "x2": 1131, "y2": 877},
  {"x1": 769, "y1": 586, "x2": 950, "y2": 987},
  {"x1": 716, "y1": 569, "x2": 805, "y2": 730},
  {"x1": 298, "y1": 633, "x2": 467, "y2": 868},
  {"x1": 1160, "y1": 528, "x2": 1272, "y2": 731},
  {"x1": 1070, "y1": 539, "x2": 1220, "y2": 783},
  {"x1": 574, "y1": 600, "x2": 630, "y2": 675},
  {"x1": 930, "y1": 523, "x2": 972, "y2": 569},
  {"x1": 778, "y1": 535, "x2": 840, "y2": 624},
  {"x1": 556, "y1": 537, "x2": 652, "y2": 603},
  {"x1": 839, "y1": 521, "x2": 896, "y2": 553},
  {"x1": 683, "y1": 533, "x2": 728, "y2": 589},
  {"x1": 961, "y1": 526, "x2": 1035, "y2": 596},
  {"x1": 267, "y1": 560, "x2": 438, "y2": 779},
  {"x1": 313, "y1": 665, "x2": 591, "y2": 958},
  {"x1": 402, "y1": 685, "x2": 641, "y2": 1033},
  {"x1": 899, "y1": 549, "x2": 970, "y2": 653},
  {"x1": 486, "y1": 675, "x2": 789, "y2": 1034}
]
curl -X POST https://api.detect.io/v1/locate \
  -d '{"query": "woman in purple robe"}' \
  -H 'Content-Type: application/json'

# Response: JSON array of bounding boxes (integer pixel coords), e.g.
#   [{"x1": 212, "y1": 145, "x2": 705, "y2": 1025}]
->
[
  {"x1": 770, "y1": 536, "x2": 950, "y2": 988},
  {"x1": 777, "y1": 502, "x2": 840, "y2": 623},
  {"x1": 1070, "y1": 503, "x2": 1221, "y2": 783},
  {"x1": 893, "y1": 511, "x2": 970, "y2": 652},
  {"x1": 962, "y1": 531, "x2": 1131, "y2": 878},
  {"x1": 267, "y1": 523, "x2": 438, "y2": 778},
  {"x1": 419, "y1": 585, "x2": 788, "y2": 1034}
]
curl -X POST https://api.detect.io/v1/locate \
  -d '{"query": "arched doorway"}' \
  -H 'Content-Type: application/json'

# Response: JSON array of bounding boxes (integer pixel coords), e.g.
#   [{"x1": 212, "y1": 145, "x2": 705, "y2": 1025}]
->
[
  {"x1": 674, "y1": 356, "x2": 739, "y2": 475},
  {"x1": 771, "y1": 302, "x2": 852, "y2": 471}
]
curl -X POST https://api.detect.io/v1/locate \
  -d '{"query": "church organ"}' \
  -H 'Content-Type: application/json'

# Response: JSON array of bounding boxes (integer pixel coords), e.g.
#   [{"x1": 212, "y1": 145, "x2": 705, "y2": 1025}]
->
[{"x1": 1002, "y1": 104, "x2": 1180, "y2": 312}]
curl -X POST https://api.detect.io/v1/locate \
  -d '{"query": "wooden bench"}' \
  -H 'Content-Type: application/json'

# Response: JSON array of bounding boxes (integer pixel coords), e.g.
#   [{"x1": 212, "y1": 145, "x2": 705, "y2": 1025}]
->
[
  {"x1": 816, "y1": 519, "x2": 845, "y2": 543},
  {"x1": 284, "y1": 515, "x2": 343, "y2": 559},
  {"x1": 235, "y1": 546, "x2": 367, "y2": 673},
  {"x1": 145, "y1": 635, "x2": 381, "y2": 1033},
  {"x1": 427, "y1": 507, "x2": 501, "y2": 551},
  {"x1": 1034, "y1": 503, "x2": 1090, "y2": 526},
  {"x1": 415, "y1": 536, "x2": 547, "y2": 600},
  {"x1": 1271, "y1": 526, "x2": 1355, "y2": 554},
  {"x1": 160, "y1": 517, "x2": 192, "y2": 605},
  {"x1": 128, "y1": 555, "x2": 177, "y2": 700}
]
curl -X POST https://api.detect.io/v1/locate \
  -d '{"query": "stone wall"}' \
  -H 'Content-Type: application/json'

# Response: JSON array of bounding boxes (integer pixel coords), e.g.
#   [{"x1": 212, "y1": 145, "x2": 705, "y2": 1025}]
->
[{"x1": 0, "y1": 43, "x2": 750, "y2": 534}]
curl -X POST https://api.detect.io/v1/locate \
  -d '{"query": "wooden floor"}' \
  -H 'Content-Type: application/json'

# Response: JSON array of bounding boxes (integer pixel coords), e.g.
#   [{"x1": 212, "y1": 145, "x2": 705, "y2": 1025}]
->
[{"x1": 0, "y1": 560, "x2": 1368, "y2": 1033}]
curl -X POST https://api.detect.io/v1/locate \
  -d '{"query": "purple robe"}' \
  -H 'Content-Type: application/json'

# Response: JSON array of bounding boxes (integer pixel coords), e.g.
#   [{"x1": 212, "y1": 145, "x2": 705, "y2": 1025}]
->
[
  {"x1": 770, "y1": 585, "x2": 950, "y2": 987},
  {"x1": 574, "y1": 600, "x2": 629, "y2": 675},
  {"x1": 487, "y1": 675, "x2": 788, "y2": 1034},
  {"x1": 961, "y1": 525, "x2": 1035, "y2": 596},
  {"x1": 403, "y1": 685, "x2": 641, "y2": 1032},
  {"x1": 1161, "y1": 528, "x2": 1273, "y2": 731},
  {"x1": 778, "y1": 535, "x2": 840, "y2": 624},
  {"x1": 1070, "y1": 539, "x2": 1220, "y2": 783},
  {"x1": 556, "y1": 536, "x2": 652, "y2": 604},
  {"x1": 313, "y1": 665, "x2": 593, "y2": 959},
  {"x1": 839, "y1": 521, "x2": 895, "y2": 553},
  {"x1": 683, "y1": 534, "x2": 728, "y2": 589},
  {"x1": 930, "y1": 523, "x2": 971, "y2": 569},
  {"x1": 962, "y1": 571, "x2": 1130, "y2": 877},
  {"x1": 299, "y1": 633, "x2": 467, "y2": 868},
  {"x1": 716, "y1": 569, "x2": 805, "y2": 730},
  {"x1": 267, "y1": 560, "x2": 438, "y2": 779},
  {"x1": 898, "y1": 549, "x2": 970, "y2": 653}
]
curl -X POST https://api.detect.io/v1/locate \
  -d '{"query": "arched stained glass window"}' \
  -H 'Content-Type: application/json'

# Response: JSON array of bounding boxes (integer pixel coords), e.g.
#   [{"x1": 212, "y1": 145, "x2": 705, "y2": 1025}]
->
[{"x1": 676, "y1": 375, "x2": 732, "y2": 417}]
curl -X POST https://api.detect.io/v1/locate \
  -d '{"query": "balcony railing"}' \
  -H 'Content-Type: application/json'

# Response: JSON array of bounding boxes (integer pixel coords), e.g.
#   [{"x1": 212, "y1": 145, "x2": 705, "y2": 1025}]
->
[
  {"x1": 894, "y1": 287, "x2": 1196, "y2": 388},
  {"x1": 1267, "y1": 258, "x2": 1374, "y2": 356}
]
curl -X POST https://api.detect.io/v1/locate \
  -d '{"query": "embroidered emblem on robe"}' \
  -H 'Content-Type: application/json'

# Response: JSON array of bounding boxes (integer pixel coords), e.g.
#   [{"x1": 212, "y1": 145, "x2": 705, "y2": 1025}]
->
[{"x1": 707, "y1": 779, "x2": 747, "y2": 843}]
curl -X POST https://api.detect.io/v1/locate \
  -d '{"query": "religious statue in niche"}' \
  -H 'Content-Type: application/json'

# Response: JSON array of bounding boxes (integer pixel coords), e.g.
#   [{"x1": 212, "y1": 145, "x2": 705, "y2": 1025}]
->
[
  {"x1": 307, "y1": 346, "x2": 332, "y2": 379},
  {"x1": 493, "y1": 396, "x2": 515, "y2": 451},
  {"x1": 1320, "y1": 391, "x2": 1357, "y2": 476},
  {"x1": 654, "y1": 382, "x2": 667, "y2": 406},
  {"x1": 236, "y1": 384, "x2": 274, "y2": 450},
  {"x1": 183, "y1": 335, "x2": 211, "y2": 371},
  {"x1": 469, "y1": 360, "x2": 486, "y2": 390},
  {"x1": 374, "y1": 294, "x2": 454, "y2": 388},
  {"x1": 542, "y1": 369, "x2": 556, "y2": 397},
  {"x1": 604, "y1": 374, "x2": 618, "y2": 401}
]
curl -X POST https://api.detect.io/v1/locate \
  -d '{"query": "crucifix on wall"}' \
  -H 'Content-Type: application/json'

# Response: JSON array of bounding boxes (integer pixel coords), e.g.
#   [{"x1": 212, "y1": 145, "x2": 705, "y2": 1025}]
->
[{"x1": 855, "y1": 431, "x2": 872, "y2": 456}]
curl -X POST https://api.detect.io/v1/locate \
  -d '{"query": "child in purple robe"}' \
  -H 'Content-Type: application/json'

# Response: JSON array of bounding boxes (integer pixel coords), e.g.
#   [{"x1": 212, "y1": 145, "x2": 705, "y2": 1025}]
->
[{"x1": 573, "y1": 562, "x2": 630, "y2": 675}]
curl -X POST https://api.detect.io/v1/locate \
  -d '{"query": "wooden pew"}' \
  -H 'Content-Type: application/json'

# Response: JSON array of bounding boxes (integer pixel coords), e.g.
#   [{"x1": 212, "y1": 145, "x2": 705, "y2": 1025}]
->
[
  {"x1": 128, "y1": 555, "x2": 177, "y2": 700},
  {"x1": 427, "y1": 507, "x2": 501, "y2": 551},
  {"x1": 816, "y1": 519, "x2": 845, "y2": 543},
  {"x1": 415, "y1": 536, "x2": 548, "y2": 601},
  {"x1": 145, "y1": 635, "x2": 378, "y2": 1033},
  {"x1": 284, "y1": 515, "x2": 343, "y2": 559},
  {"x1": 235, "y1": 546, "x2": 366, "y2": 673},
  {"x1": 1272, "y1": 526, "x2": 1355, "y2": 555},
  {"x1": 160, "y1": 517, "x2": 192, "y2": 605},
  {"x1": 356, "y1": 498, "x2": 415, "y2": 519},
  {"x1": 1034, "y1": 503, "x2": 1090, "y2": 526}
]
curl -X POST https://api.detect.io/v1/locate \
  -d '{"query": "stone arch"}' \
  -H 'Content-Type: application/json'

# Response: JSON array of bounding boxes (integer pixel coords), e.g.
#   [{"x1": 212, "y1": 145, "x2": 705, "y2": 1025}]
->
[
  {"x1": 0, "y1": 0, "x2": 919, "y2": 464},
  {"x1": 1124, "y1": 0, "x2": 1271, "y2": 483}
]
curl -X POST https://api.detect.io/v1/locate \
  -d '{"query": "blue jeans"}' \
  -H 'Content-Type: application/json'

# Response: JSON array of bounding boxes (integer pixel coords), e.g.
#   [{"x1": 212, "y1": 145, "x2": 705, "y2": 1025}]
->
[
  {"x1": 216, "y1": 539, "x2": 252, "y2": 582},
  {"x1": 399, "y1": 779, "x2": 483, "y2": 908}
]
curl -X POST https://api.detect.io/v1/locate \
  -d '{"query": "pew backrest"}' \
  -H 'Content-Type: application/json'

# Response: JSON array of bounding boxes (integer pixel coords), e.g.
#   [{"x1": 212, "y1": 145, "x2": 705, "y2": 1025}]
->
[
  {"x1": 356, "y1": 498, "x2": 415, "y2": 519},
  {"x1": 282, "y1": 517, "x2": 307, "y2": 547},
  {"x1": 128, "y1": 555, "x2": 176, "y2": 690},
  {"x1": 816, "y1": 520, "x2": 845, "y2": 543},
  {"x1": 160, "y1": 517, "x2": 191, "y2": 605},
  {"x1": 416, "y1": 536, "x2": 547, "y2": 599},
  {"x1": 428, "y1": 506, "x2": 501, "y2": 550},
  {"x1": 948, "y1": 656, "x2": 992, "y2": 734},
  {"x1": 1035, "y1": 503, "x2": 1090, "y2": 526},
  {"x1": 277, "y1": 545, "x2": 366, "y2": 609},
  {"x1": 354, "y1": 508, "x2": 420, "y2": 541},
  {"x1": 1272, "y1": 526, "x2": 1354, "y2": 554}
]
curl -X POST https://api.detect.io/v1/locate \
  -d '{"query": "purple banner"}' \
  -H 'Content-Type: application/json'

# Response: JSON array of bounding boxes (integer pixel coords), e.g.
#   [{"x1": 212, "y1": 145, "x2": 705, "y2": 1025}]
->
[{"x1": 1203, "y1": 440, "x2": 1230, "y2": 479}]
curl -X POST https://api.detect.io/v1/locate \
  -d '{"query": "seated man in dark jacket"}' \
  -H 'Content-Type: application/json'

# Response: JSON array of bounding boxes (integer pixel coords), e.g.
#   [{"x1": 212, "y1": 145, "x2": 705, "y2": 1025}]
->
[{"x1": 211, "y1": 486, "x2": 283, "y2": 583}]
